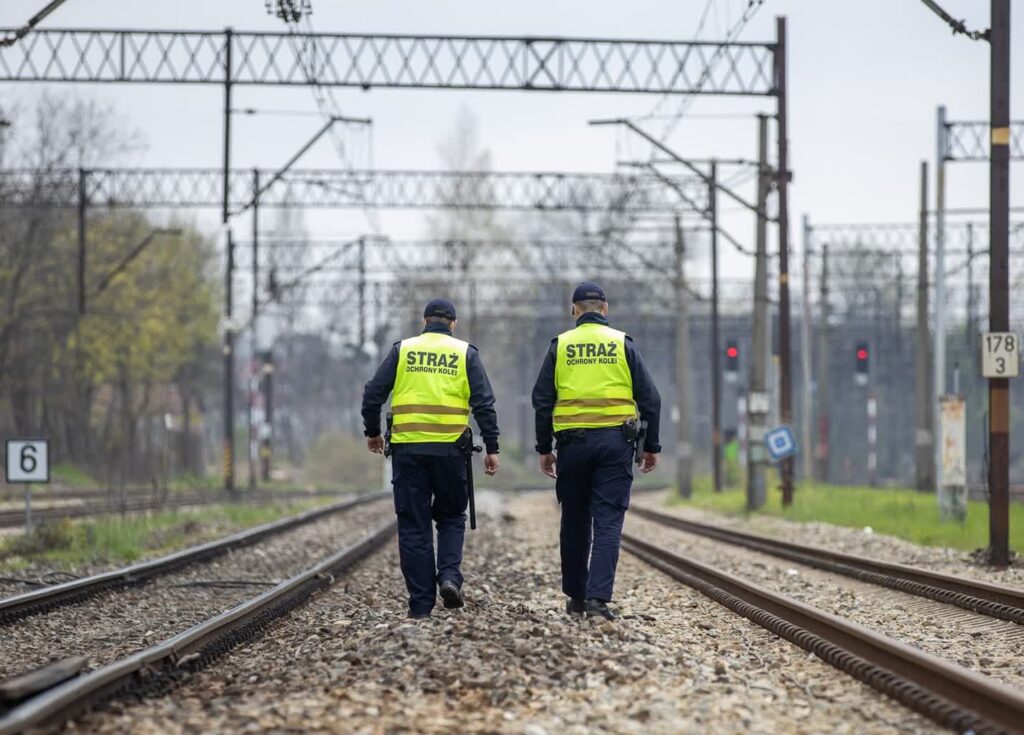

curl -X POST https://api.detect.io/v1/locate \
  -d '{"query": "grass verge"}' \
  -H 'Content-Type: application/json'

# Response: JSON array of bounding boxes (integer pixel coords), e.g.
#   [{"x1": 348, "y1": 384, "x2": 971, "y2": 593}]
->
[
  {"x1": 671, "y1": 477, "x2": 1024, "y2": 552},
  {"x1": 0, "y1": 499, "x2": 330, "y2": 572}
]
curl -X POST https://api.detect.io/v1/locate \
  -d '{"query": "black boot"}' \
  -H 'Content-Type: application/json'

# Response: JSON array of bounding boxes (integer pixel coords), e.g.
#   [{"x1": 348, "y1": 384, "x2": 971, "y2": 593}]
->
[
  {"x1": 585, "y1": 598, "x2": 615, "y2": 621},
  {"x1": 565, "y1": 597, "x2": 585, "y2": 617},
  {"x1": 439, "y1": 579, "x2": 464, "y2": 609}
]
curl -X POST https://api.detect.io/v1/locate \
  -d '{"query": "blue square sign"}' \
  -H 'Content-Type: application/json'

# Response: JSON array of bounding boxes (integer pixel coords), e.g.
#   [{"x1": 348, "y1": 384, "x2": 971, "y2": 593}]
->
[{"x1": 764, "y1": 426, "x2": 797, "y2": 463}]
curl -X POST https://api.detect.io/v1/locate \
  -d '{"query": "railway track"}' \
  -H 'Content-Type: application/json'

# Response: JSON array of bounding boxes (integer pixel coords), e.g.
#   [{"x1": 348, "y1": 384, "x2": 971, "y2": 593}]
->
[
  {"x1": 0, "y1": 491, "x2": 387, "y2": 625},
  {"x1": 0, "y1": 488, "x2": 349, "y2": 529},
  {"x1": 631, "y1": 504, "x2": 1024, "y2": 625},
  {"x1": 622, "y1": 532, "x2": 1024, "y2": 734},
  {"x1": 0, "y1": 520, "x2": 396, "y2": 734}
]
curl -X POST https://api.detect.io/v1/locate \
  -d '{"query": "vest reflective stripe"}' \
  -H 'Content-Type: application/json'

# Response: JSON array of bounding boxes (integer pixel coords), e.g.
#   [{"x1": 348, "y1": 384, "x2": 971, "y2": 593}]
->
[
  {"x1": 392, "y1": 332, "x2": 470, "y2": 444},
  {"x1": 391, "y1": 404, "x2": 470, "y2": 416},
  {"x1": 555, "y1": 397, "x2": 636, "y2": 408},
  {"x1": 553, "y1": 322, "x2": 636, "y2": 432}
]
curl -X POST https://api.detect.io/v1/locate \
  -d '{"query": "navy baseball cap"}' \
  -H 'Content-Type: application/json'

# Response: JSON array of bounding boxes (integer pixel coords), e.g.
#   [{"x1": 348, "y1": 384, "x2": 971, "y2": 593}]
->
[
  {"x1": 572, "y1": 281, "x2": 607, "y2": 303},
  {"x1": 424, "y1": 298, "x2": 457, "y2": 320}
]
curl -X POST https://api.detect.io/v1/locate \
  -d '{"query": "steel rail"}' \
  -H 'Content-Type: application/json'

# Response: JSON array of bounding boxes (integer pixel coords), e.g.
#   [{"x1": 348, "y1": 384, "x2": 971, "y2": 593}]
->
[
  {"x1": 0, "y1": 488, "x2": 348, "y2": 529},
  {"x1": 631, "y1": 505, "x2": 1024, "y2": 625},
  {"x1": 622, "y1": 533, "x2": 1024, "y2": 734},
  {"x1": 0, "y1": 491, "x2": 387, "y2": 626},
  {"x1": 0, "y1": 520, "x2": 396, "y2": 734}
]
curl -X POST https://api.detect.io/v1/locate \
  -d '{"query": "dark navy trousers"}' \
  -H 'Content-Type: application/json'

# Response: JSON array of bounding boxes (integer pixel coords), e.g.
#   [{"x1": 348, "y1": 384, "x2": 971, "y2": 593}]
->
[
  {"x1": 555, "y1": 427, "x2": 634, "y2": 602},
  {"x1": 391, "y1": 452, "x2": 468, "y2": 615}
]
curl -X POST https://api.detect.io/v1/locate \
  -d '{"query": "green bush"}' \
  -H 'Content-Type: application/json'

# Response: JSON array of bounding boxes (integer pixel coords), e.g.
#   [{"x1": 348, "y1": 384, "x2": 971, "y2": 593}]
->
[{"x1": 7, "y1": 519, "x2": 77, "y2": 556}]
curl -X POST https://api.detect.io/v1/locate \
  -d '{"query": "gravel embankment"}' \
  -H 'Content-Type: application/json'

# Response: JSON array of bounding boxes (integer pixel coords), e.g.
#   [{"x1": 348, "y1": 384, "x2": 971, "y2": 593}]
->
[
  {"x1": 75, "y1": 492, "x2": 936, "y2": 734},
  {"x1": 636, "y1": 493, "x2": 1024, "y2": 586},
  {"x1": 626, "y1": 514, "x2": 1024, "y2": 688},
  {"x1": 0, "y1": 499, "x2": 391, "y2": 680}
]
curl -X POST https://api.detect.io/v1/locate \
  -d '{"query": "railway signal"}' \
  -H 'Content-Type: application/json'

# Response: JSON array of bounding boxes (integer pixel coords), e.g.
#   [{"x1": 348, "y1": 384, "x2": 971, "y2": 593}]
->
[
  {"x1": 855, "y1": 342, "x2": 870, "y2": 386},
  {"x1": 724, "y1": 340, "x2": 739, "y2": 382}
]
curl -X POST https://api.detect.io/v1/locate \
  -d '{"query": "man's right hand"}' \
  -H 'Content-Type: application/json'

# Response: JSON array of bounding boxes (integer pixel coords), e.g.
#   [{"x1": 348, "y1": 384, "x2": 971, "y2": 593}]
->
[
  {"x1": 539, "y1": 453, "x2": 557, "y2": 479},
  {"x1": 367, "y1": 436, "x2": 385, "y2": 455}
]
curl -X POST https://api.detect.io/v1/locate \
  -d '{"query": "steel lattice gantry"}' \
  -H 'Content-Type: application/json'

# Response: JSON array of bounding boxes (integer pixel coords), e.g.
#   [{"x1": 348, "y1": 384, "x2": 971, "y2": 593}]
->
[
  {"x1": 944, "y1": 120, "x2": 1024, "y2": 162},
  {"x1": 0, "y1": 28, "x2": 776, "y2": 95},
  {"x1": 1, "y1": 167, "x2": 702, "y2": 212}
]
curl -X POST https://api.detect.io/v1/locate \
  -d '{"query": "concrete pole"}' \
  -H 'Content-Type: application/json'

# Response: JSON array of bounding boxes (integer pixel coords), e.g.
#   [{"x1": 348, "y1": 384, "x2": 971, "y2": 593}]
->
[
  {"x1": 674, "y1": 215, "x2": 693, "y2": 498},
  {"x1": 815, "y1": 243, "x2": 830, "y2": 483},
  {"x1": 709, "y1": 162, "x2": 722, "y2": 492},
  {"x1": 934, "y1": 105, "x2": 947, "y2": 492},
  {"x1": 987, "y1": 0, "x2": 1011, "y2": 567},
  {"x1": 800, "y1": 215, "x2": 814, "y2": 481},
  {"x1": 747, "y1": 114, "x2": 770, "y2": 509},
  {"x1": 915, "y1": 161, "x2": 934, "y2": 491}
]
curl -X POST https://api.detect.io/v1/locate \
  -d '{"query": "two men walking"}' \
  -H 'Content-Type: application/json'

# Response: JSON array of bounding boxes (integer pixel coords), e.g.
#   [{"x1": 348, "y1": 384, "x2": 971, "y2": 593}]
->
[{"x1": 362, "y1": 284, "x2": 660, "y2": 620}]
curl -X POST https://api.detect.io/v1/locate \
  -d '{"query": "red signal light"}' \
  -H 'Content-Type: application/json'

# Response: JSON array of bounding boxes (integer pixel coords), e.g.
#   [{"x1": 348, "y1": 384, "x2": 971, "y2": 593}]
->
[
  {"x1": 726, "y1": 346, "x2": 739, "y2": 359},
  {"x1": 856, "y1": 348, "x2": 868, "y2": 361}
]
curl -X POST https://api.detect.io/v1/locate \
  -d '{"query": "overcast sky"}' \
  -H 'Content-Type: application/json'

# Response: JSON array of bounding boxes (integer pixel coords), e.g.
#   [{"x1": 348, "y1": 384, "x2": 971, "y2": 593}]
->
[{"x1": 1, "y1": 0, "x2": 1021, "y2": 285}]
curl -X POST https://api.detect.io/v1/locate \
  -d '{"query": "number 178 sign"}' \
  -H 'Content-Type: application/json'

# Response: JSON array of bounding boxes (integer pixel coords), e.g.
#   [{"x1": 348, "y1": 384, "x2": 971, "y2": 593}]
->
[{"x1": 982, "y1": 333, "x2": 1020, "y2": 379}]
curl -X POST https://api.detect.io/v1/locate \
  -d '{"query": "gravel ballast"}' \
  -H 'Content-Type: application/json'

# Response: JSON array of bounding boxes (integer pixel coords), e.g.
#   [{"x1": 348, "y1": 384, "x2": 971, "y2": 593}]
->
[
  {"x1": 0, "y1": 499, "x2": 391, "y2": 680},
  {"x1": 73, "y1": 492, "x2": 937, "y2": 734},
  {"x1": 626, "y1": 513, "x2": 1024, "y2": 689}
]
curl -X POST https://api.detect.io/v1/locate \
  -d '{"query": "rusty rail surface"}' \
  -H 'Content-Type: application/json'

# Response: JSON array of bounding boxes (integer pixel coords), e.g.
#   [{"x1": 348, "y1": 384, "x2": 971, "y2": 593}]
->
[
  {"x1": 631, "y1": 505, "x2": 1024, "y2": 625},
  {"x1": 0, "y1": 520, "x2": 395, "y2": 734},
  {"x1": 622, "y1": 533, "x2": 1024, "y2": 734},
  {"x1": 0, "y1": 491, "x2": 388, "y2": 625}
]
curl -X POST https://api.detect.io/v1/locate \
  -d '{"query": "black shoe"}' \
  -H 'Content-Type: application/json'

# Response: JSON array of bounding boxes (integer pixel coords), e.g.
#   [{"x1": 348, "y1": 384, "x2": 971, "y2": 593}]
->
[
  {"x1": 407, "y1": 610, "x2": 431, "y2": 620},
  {"x1": 439, "y1": 580, "x2": 464, "y2": 609},
  {"x1": 566, "y1": 597, "x2": 585, "y2": 616},
  {"x1": 585, "y1": 598, "x2": 615, "y2": 621}
]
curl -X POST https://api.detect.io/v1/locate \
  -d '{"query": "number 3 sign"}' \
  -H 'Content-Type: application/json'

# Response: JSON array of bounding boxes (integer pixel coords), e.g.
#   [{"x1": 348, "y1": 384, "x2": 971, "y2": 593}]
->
[
  {"x1": 982, "y1": 333, "x2": 1020, "y2": 379},
  {"x1": 5, "y1": 439, "x2": 49, "y2": 483}
]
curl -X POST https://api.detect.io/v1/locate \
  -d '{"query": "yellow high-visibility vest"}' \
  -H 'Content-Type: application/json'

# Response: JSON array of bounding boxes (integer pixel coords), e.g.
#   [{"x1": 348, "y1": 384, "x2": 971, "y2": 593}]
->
[
  {"x1": 553, "y1": 322, "x2": 636, "y2": 432},
  {"x1": 391, "y1": 332, "x2": 471, "y2": 444}
]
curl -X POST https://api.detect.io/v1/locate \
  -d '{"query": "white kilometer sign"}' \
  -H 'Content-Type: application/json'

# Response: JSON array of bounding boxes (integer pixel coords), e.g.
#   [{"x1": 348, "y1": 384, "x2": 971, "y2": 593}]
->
[
  {"x1": 981, "y1": 332, "x2": 1020, "y2": 378},
  {"x1": 5, "y1": 439, "x2": 49, "y2": 483}
]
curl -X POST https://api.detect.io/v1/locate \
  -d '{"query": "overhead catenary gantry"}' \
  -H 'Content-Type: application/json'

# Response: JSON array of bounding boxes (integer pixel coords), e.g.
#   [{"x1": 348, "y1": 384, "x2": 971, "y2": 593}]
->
[
  {"x1": 0, "y1": 19, "x2": 789, "y2": 494},
  {"x1": 1, "y1": 167, "x2": 704, "y2": 211}
]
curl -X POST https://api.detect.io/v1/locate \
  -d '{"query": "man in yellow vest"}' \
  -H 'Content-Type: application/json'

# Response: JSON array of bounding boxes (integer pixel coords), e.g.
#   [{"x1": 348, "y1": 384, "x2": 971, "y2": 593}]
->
[
  {"x1": 362, "y1": 298, "x2": 500, "y2": 619},
  {"x1": 532, "y1": 282, "x2": 661, "y2": 620}
]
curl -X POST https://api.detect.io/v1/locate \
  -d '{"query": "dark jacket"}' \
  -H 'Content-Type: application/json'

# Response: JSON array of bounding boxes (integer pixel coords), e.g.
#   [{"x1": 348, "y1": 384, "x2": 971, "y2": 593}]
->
[
  {"x1": 361, "y1": 323, "x2": 500, "y2": 455},
  {"x1": 531, "y1": 312, "x2": 661, "y2": 455}
]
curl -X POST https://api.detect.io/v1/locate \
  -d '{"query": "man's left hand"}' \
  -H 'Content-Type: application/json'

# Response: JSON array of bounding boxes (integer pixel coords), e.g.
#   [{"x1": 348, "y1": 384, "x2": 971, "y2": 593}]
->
[
  {"x1": 484, "y1": 453, "x2": 499, "y2": 476},
  {"x1": 639, "y1": 452, "x2": 659, "y2": 474},
  {"x1": 367, "y1": 436, "x2": 385, "y2": 455}
]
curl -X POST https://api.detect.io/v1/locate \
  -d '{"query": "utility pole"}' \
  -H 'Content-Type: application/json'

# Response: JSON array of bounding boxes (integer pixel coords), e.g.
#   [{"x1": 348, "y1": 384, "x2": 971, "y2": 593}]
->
[
  {"x1": 674, "y1": 215, "x2": 693, "y2": 498},
  {"x1": 358, "y1": 236, "x2": 367, "y2": 349},
  {"x1": 966, "y1": 222, "x2": 975, "y2": 356},
  {"x1": 77, "y1": 168, "x2": 86, "y2": 315},
  {"x1": 775, "y1": 16, "x2": 794, "y2": 505},
  {"x1": 915, "y1": 161, "x2": 934, "y2": 492},
  {"x1": 261, "y1": 351, "x2": 274, "y2": 482},
  {"x1": 248, "y1": 168, "x2": 259, "y2": 493},
  {"x1": 710, "y1": 161, "x2": 722, "y2": 492},
  {"x1": 987, "y1": 0, "x2": 1011, "y2": 567},
  {"x1": 934, "y1": 105, "x2": 948, "y2": 493},
  {"x1": 815, "y1": 242, "x2": 830, "y2": 482},
  {"x1": 221, "y1": 27, "x2": 235, "y2": 494},
  {"x1": 747, "y1": 114, "x2": 770, "y2": 508},
  {"x1": 800, "y1": 215, "x2": 814, "y2": 481}
]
